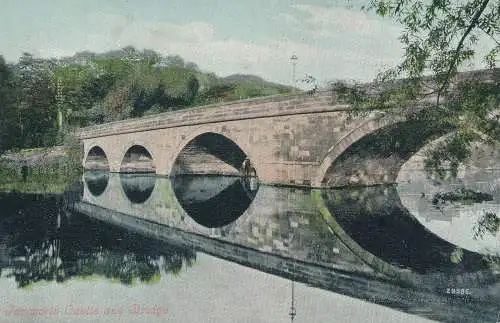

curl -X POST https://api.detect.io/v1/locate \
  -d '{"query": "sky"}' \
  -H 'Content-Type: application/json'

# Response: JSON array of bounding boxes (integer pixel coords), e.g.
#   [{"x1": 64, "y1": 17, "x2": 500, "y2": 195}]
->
[{"x1": 0, "y1": 0, "x2": 494, "y2": 87}]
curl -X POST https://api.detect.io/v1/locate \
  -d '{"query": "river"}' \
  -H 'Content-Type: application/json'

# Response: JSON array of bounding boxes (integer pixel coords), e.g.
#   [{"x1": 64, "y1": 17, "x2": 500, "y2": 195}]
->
[{"x1": 0, "y1": 170, "x2": 498, "y2": 323}]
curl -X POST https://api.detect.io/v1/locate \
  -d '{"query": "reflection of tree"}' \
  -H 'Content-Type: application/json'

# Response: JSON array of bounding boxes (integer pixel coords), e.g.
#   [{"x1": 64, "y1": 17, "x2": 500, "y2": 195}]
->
[
  {"x1": 0, "y1": 193, "x2": 196, "y2": 288},
  {"x1": 451, "y1": 244, "x2": 500, "y2": 274},
  {"x1": 69, "y1": 249, "x2": 195, "y2": 285},
  {"x1": 6, "y1": 226, "x2": 196, "y2": 288},
  {"x1": 8, "y1": 239, "x2": 63, "y2": 288},
  {"x1": 432, "y1": 188, "x2": 493, "y2": 207},
  {"x1": 163, "y1": 251, "x2": 196, "y2": 277},
  {"x1": 483, "y1": 254, "x2": 500, "y2": 273},
  {"x1": 473, "y1": 211, "x2": 500, "y2": 240}
]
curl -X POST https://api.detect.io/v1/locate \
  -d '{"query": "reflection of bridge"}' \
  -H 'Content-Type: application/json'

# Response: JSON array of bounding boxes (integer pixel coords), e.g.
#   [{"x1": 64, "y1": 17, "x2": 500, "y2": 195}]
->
[
  {"x1": 72, "y1": 200, "x2": 499, "y2": 323},
  {"x1": 78, "y1": 68, "x2": 498, "y2": 188},
  {"x1": 72, "y1": 173, "x2": 500, "y2": 322}
]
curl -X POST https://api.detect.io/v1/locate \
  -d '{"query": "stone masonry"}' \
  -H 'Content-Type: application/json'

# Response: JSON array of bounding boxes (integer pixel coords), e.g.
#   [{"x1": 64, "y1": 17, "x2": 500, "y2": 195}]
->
[{"x1": 78, "y1": 68, "x2": 499, "y2": 188}]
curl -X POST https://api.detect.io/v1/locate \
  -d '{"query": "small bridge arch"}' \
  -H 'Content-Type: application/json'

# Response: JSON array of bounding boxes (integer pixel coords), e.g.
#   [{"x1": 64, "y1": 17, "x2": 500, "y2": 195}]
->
[
  {"x1": 119, "y1": 142, "x2": 156, "y2": 173},
  {"x1": 83, "y1": 145, "x2": 110, "y2": 172}
]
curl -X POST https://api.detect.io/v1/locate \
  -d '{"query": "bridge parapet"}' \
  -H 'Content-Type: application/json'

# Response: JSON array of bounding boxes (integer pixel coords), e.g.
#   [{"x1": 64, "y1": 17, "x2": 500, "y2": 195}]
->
[{"x1": 77, "y1": 91, "x2": 341, "y2": 139}]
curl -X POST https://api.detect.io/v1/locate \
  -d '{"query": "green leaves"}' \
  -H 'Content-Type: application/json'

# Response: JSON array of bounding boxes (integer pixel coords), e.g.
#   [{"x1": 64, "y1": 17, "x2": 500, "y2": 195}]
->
[
  {"x1": 484, "y1": 46, "x2": 500, "y2": 68},
  {"x1": 364, "y1": 0, "x2": 498, "y2": 91},
  {"x1": 340, "y1": 0, "x2": 500, "y2": 179},
  {"x1": 473, "y1": 211, "x2": 500, "y2": 240}
]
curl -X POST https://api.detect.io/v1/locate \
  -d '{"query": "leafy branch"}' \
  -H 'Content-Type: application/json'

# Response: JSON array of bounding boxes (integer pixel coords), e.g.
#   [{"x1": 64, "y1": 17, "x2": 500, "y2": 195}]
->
[{"x1": 337, "y1": 0, "x2": 500, "y2": 179}]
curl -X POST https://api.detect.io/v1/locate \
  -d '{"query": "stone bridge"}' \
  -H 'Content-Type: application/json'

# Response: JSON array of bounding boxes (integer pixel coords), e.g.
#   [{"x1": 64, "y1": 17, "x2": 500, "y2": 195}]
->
[{"x1": 77, "y1": 68, "x2": 499, "y2": 188}]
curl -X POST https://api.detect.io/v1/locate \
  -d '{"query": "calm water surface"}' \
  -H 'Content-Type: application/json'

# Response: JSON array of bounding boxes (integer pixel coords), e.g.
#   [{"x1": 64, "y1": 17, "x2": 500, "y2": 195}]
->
[{"x1": 0, "y1": 171, "x2": 499, "y2": 323}]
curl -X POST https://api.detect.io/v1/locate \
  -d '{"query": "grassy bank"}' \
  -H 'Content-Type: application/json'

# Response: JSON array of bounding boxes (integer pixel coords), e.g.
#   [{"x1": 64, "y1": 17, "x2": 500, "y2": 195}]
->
[{"x1": 0, "y1": 137, "x2": 83, "y2": 193}]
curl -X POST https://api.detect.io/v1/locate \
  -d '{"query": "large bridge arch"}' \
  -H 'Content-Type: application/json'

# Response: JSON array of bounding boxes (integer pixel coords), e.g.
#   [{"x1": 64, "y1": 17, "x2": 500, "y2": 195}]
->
[
  {"x1": 170, "y1": 128, "x2": 260, "y2": 177},
  {"x1": 313, "y1": 111, "x2": 452, "y2": 188},
  {"x1": 313, "y1": 113, "x2": 404, "y2": 187}
]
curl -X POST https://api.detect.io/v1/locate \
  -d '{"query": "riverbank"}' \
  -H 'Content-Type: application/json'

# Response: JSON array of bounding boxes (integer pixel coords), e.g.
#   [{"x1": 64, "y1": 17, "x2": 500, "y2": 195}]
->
[
  {"x1": 0, "y1": 146, "x2": 68, "y2": 166},
  {"x1": 0, "y1": 146, "x2": 82, "y2": 193}
]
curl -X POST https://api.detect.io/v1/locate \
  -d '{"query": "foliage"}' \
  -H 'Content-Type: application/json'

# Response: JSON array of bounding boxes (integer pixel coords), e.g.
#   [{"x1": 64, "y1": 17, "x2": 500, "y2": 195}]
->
[
  {"x1": 14, "y1": 53, "x2": 59, "y2": 147},
  {"x1": 0, "y1": 131, "x2": 83, "y2": 193},
  {"x1": 0, "y1": 200, "x2": 197, "y2": 288},
  {"x1": 338, "y1": 0, "x2": 500, "y2": 180},
  {"x1": 0, "y1": 56, "x2": 17, "y2": 153},
  {"x1": 0, "y1": 47, "x2": 293, "y2": 154},
  {"x1": 431, "y1": 188, "x2": 493, "y2": 207},
  {"x1": 196, "y1": 74, "x2": 292, "y2": 105},
  {"x1": 0, "y1": 158, "x2": 81, "y2": 193},
  {"x1": 473, "y1": 211, "x2": 500, "y2": 240}
]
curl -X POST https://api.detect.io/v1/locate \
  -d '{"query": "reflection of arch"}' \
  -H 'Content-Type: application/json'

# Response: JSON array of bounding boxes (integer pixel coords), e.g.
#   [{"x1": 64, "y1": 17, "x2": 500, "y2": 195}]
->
[
  {"x1": 312, "y1": 187, "x2": 496, "y2": 289},
  {"x1": 172, "y1": 176, "x2": 258, "y2": 228},
  {"x1": 172, "y1": 132, "x2": 255, "y2": 177},
  {"x1": 311, "y1": 189, "x2": 414, "y2": 284},
  {"x1": 84, "y1": 146, "x2": 110, "y2": 171},
  {"x1": 83, "y1": 171, "x2": 109, "y2": 197},
  {"x1": 119, "y1": 173, "x2": 157, "y2": 204},
  {"x1": 120, "y1": 145, "x2": 155, "y2": 173}
]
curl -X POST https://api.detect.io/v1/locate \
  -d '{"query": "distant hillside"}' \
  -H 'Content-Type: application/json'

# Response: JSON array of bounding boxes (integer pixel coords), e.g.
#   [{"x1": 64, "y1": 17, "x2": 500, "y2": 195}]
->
[
  {"x1": 215, "y1": 74, "x2": 294, "y2": 100},
  {"x1": 223, "y1": 74, "x2": 266, "y2": 84}
]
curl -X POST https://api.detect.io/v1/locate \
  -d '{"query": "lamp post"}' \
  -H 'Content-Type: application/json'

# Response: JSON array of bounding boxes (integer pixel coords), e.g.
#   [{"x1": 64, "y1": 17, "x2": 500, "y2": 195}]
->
[
  {"x1": 56, "y1": 77, "x2": 63, "y2": 131},
  {"x1": 290, "y1": 54, "x2": 298, "y2": 92}
]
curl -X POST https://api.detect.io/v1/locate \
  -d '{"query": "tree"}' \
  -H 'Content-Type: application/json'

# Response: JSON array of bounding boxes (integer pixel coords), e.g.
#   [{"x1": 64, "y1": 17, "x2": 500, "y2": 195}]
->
[
  {"x1": 142, "y1": 49, "x2": 162, "y2": 65},
  {"x1": 185, "y1": 61, "x2": 200, "y2": 71},
  {"x1": 164, "y1": 55, "x2": 185, "y2": 68},
  {"x1": 332, "y1": 2, "x2": 500, "y2": 273},
  {"x1": 13, "y1": 53, "x2": 58, "y2": 148},
  {"x1": 184, "y1": 74, "x2": 200, "y2": 104},
  {"x1": 0, "y1": 56, "x2": 17, "y2": 152},
  {"x1": 338, "y1": 0, "x2": 500, "y2": 180}
]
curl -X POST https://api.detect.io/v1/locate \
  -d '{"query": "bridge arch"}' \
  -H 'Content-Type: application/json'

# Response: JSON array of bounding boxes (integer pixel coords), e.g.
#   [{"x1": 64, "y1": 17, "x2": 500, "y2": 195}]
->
[
  {"x1": 170, "y1": 130, "x2": 258, "y2": 177},
  {"x1": 313, "y1": 113, "x2": 402, "y2": 187},
  {"x1": 119, "y1": 142, "x2": 156, "y2": 173},
  {"x1": 83, "y1": 145, "x2": 110, "y2": 171},
  {"x1": 313, "y1": 112, "x2": 451, "y2": 188}
]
